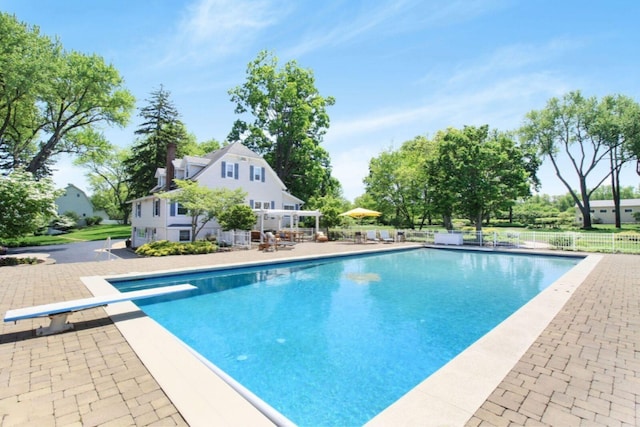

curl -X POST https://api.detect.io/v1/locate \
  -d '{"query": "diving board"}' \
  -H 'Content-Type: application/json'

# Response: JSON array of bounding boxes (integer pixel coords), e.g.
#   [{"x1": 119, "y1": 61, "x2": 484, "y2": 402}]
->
[{"x1": 4, "y1": 284, "x2": 197, "y2": 336}]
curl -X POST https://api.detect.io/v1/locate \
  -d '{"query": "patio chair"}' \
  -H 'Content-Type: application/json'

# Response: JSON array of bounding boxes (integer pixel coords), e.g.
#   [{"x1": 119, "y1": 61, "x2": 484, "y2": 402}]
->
[
  {"x1": 366, "y1": 230, "x2": 379, "y2": 243},
  {"x1": 379, "y1": 229, "x2": 394, "y2": 243},
  {"x1": 260, "y1": 232, "x2": 277, "y2": 252}
]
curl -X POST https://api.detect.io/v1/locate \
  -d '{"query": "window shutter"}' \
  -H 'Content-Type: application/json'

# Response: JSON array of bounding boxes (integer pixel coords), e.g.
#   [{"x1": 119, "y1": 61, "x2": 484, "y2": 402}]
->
[
  {"x1": 271, "y1": 201, "x2": 275, "y2": 209},
  {"x1": 221, "y1": 161, "x2": 226, "y2": 178},
  {"x1": 234, "y1": 163, "x2": 239, "y2": 179},
  {"x1": 261, "y1": 167, "x2": 265, "y2": 182},
  {"x1": 250, "y1": 165, "x2": 254, "y2": 181},
  {"x1": 250, "y1": 199, "x2": 254, "y2": 208},
  {"x1": 170, "y1": 203, "x2": 176, "y2": 216}
]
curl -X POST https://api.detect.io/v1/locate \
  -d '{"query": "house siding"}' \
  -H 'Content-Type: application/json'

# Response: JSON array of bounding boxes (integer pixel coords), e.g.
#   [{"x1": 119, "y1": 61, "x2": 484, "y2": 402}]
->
[
  {"x1": 129, "y1": 142, "x2": 305, "y2": 247},
  {"x1": 575, "y1": 199, "x2": 640, "y2": 224}
]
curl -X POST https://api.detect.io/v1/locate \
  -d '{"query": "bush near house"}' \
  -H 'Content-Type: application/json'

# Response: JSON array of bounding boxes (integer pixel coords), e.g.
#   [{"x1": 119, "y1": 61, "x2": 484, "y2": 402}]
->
[
  {"x1": 135, "y1": 240, "x2": 216, "y2": 257},
  {"x1": 85, "y1": 216, "x2": 104, "y2": 226}
]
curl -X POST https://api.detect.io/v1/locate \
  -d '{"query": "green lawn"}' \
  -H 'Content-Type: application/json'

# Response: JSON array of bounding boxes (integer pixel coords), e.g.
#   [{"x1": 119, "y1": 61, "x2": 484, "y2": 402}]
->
[{"x1": 2, "y1": 225, "x2": 131, "y2": 247}]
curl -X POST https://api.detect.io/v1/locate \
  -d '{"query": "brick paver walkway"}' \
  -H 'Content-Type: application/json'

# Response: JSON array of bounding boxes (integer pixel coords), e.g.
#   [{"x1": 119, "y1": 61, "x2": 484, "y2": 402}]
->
[
  {"x1": 466, "y1": 254, "x2": 639, "y2": 427},
  {"x1": 1, "y1": 244, "x2": 637, "y2": 426}
]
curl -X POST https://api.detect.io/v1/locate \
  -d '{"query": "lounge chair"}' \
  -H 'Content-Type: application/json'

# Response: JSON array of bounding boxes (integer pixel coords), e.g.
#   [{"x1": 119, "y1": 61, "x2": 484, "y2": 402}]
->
[
  {"x1": 260, "y1": 232, "x2": 277, "y2": 251},
  {"x1": 366, "y1": 230, "x2": 379, "y2": 243},
  {"x1": 379, "y1": 229, "x2": 394, "y2": 243},
  {"x1": 275, "y1": 231, "x2": 297, "y2": 249}
]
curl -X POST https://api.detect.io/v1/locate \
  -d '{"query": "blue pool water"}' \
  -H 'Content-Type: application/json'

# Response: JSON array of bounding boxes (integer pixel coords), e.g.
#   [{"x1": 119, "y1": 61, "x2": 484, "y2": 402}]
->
[{"x1": 111, "y1": 249, "x2": 580, "y2": 426}]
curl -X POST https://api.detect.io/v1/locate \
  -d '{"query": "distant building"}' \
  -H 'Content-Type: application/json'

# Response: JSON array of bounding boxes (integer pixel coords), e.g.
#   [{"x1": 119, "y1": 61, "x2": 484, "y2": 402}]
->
[
  {"x1": 575, "y1": 199, "x2": 640, "y2": 224},
  {"x1": 55, "y1": 184, "x2": 107, "y2": 226}
]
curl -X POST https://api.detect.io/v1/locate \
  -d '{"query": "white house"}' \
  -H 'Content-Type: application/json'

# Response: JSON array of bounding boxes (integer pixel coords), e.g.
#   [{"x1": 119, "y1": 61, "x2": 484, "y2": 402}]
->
[
  {"x1": 55, "y1": 184, "x2": 108, "y2": 226},
  {"x1": 129, "y1": 142, "x2": 321, "y2": 247},
  {"x1": 575, "y1": 199, "x2": 640, "y2": 224}
]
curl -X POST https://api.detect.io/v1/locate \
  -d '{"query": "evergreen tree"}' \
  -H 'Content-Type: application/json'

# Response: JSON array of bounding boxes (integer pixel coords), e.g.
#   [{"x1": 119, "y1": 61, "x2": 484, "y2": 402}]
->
[{"x1": 124, "y1": 86, "x2": 188, "y2": 199}]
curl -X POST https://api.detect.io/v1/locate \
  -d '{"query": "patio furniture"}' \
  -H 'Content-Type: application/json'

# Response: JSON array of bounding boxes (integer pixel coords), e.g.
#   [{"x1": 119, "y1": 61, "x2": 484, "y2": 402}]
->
[
  {"x1": 379, "y1": 230, "x2": 394, "y2": 243},
  {"x1": 366, "y1": 230, "x2": 380, "y2": 243}
]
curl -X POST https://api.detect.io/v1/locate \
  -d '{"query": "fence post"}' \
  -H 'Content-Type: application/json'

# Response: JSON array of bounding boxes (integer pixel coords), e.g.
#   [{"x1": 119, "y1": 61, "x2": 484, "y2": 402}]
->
[{"x1": 612, "y1": 233, "x2": 615, "y2": 253}]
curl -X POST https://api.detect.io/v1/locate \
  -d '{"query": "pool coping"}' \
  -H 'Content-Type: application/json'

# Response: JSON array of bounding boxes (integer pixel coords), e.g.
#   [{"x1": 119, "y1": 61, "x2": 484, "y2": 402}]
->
[{"x1": 82, "y1": 246, "x2": 602, "y2": 426}]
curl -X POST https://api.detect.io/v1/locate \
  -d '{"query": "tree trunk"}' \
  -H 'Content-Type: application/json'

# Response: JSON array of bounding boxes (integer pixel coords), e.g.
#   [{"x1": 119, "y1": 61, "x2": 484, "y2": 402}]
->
[
  {"x1": 476, "y1": 211, "x2": 483, "y2": 232},
  {"x1": 610, "y1": 156, "x2": 622, "y2": 229},
  {"x1": 579, "y1": 177, "x2": 593, "y2": 229},
  {"x1": 442, "y1": 214, "x2": 452, "y2": 230}
]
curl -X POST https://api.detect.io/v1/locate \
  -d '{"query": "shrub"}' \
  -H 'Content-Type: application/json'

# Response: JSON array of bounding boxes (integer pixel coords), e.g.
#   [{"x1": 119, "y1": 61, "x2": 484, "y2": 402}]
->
[
  {"x1": 50, "y1": 215, "x2": 77, "y2": 231},
  {"x1": 85, "y1": 216, "x2": 103, "y2": 226},
  {"x1": 0, "y1": 256, "x2": 41, "y2": 267},
  {"x1": 135, "y1": 240, "x2": 216, "y2": 257},
  {"x1": 549, "y1": 235, "x2": 574, "y2": 248}
]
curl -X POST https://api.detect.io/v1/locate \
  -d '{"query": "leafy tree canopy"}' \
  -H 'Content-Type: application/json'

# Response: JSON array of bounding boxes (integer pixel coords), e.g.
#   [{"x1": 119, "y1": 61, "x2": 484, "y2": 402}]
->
[
  {"x1": 75, "y1": 140, "x2": 132, "y2": 224},
  {"x1": 227, "y1": 50, "x2": 338, "y2": 202},
  {"x1": 218, "y1": 204, "x2": 257, "y2": 231},
  {"x1": 429, "y1": 125, "x2": 532, "y2": 231},
  {"x1": 158, "y1": 180, "x2": 247, "y2": 241},
  {"x1": 520, "y1": 91, "x2": 640, "y2": 229},
  {"x1": 0, "y1": 13, "x2": 135, "y2": 177},
  {"x1": 0, "y1": 170, "x2": 61, "y2": 240},
  {"x1": 304, "y1": 194, "x2": 351, "y2": 228}
]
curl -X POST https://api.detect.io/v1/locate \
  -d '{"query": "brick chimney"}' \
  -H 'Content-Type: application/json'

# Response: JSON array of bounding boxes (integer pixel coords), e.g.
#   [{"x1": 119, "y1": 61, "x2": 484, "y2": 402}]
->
[{"x1": 165, "y1": 142, "x2": 176, "y2": 190}]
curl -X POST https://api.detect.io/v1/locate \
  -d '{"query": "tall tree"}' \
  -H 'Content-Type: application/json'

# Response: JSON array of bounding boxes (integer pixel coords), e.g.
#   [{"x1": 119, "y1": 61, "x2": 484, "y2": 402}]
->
[
  {"x1": 75, "y1": 139, "x2": 132, "y2": 224},
  {"x1": 430, "y1": 126, "x2": 532, "y2": 231},
  {"x1": 521, "y1": 91, "x2": 621, "y2": 229},
  {"x1": 124, "y1": 86, "x2": 188, "y2": 199},
  {"x1": 227, "y1": 50, "x2": 337, "y2": 201},
  {"x1": 0, "y1": 12, "x2": 59, "y2": 171},
  {"x1": 364, "y1": 137, "x2": 435, "y2": 229},
  {"x1": 590, "y1": 94, "x2": 640, "y2": 227},
  {"x1": 0, "y1": 13, "x2": 134, "y2": 177}
]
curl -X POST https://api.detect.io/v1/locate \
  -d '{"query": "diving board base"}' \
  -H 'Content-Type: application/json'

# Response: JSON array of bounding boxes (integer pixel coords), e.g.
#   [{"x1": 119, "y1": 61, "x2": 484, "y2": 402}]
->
[{"x1": 37, "y1": 312, "x2": 75, "y2": 336}]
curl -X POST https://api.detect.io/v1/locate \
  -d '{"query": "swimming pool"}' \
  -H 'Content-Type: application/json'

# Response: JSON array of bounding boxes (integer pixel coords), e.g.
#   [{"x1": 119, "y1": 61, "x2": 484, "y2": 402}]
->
[{"x1": 110, "y1": 248, "x2": 580, "y2": 426}]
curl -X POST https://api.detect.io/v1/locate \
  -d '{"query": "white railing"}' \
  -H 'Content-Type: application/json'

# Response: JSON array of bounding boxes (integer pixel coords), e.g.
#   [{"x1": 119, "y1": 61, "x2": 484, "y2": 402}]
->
[
  {"x1": 217, "y1": 230, "x2": 252, "y2": 249},
  {"x1": 415, "y1": 229, "x2": 640, "y2": 254}
]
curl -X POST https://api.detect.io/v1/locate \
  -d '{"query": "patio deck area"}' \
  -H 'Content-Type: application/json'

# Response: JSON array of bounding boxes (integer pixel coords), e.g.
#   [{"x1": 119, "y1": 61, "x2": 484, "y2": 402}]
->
[{"x1": 0, "y1": 242, "x2": 637, "y2": 426}]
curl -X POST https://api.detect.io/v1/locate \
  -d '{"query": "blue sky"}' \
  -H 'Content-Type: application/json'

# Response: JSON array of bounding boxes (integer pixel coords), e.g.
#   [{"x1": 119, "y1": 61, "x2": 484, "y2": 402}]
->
[{"x1": 3, "y1": 0, "x2": 640, "y2": 201}]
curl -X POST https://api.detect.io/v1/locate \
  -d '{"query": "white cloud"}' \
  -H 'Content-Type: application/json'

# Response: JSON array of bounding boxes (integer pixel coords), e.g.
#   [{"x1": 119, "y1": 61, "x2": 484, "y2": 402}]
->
[{"x1": 160, "y1": 0, "x2": 285, "y2": 66}]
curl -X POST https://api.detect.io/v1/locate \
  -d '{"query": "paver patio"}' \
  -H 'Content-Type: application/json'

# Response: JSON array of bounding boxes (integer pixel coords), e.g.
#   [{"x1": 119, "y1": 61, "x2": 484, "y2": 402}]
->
[{"x1": 0, "y1": 242, "x2": 637, "y2": 426}]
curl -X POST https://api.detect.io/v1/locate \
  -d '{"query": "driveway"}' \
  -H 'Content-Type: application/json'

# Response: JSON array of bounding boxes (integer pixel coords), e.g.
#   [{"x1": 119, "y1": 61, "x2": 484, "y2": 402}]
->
[{"x1": 7, "y1": 239, "x2": 141, "y2": 264}]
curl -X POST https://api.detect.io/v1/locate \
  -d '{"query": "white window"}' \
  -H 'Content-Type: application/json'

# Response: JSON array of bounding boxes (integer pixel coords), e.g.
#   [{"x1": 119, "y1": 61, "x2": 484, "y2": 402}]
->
[
  {"x1": 253, "y1": 167, "x2": 263, "y2": 181},
  {"x1": 177, "y1": 203, "x2": 188, "y2": 215},
  {"x1": 179, "y1": 230, "x2": 190, "y2": 241},
  {"x1": 226, "y1": 162, "x2": 235, "y2": 178},
  {"x1": 254, "y1": 201, "x2": 270, "y2": 209}
]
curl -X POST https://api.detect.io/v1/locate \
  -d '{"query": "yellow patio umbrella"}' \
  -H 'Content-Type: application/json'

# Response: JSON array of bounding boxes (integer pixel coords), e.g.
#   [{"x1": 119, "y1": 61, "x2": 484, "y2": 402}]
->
[{"x1": 339, "y1": 207, "x2": 381, "y2": 219}]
